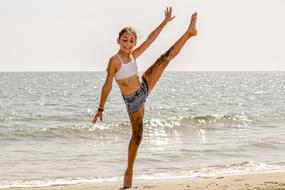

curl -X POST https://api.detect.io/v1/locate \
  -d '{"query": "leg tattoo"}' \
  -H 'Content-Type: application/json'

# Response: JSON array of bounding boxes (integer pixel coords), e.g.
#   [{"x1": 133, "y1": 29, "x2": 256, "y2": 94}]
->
[
  {"x1": 134, "y1": 117, "x2": 143, "y2": 146},
  {"x1": 142, "y1": 46, "x2": 175, "y2": 93},
  {"x1": 147, "y1": 46, "x2": 174, "y2": 75}
]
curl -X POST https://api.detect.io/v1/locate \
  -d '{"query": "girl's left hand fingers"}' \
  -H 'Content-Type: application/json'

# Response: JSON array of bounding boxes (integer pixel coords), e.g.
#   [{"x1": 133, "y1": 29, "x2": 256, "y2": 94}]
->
[{"x1": 164, "y1": 7, "x2": 174, "y2": 22}]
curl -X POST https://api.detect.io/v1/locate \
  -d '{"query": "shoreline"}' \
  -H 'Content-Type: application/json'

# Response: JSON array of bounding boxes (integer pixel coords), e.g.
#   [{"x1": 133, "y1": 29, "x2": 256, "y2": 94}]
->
[{"x1": 1, "y1": 172, "x2": 285, "y2": 190}]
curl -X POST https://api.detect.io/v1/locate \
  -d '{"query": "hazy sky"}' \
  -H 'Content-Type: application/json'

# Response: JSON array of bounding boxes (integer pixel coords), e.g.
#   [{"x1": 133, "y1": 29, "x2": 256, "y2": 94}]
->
[{"x1": 0, "y1": 0, "x2": 284, "y2": 71}]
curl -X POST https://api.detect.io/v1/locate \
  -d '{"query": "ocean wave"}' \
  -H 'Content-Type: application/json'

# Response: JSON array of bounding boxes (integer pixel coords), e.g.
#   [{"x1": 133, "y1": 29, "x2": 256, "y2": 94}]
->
[
  {"x1": 146, "y1": 112, "x2": 252, "y2": 129},
  {"x1": 195, "y1": 161, "x2": 276, "y2": 176},
  {"x1": 136, "y1": 161, "x2": 283, "y2": 180},
  {"x1": 0, "y1": 124, "x2": 113, "y2": 141},
  {"x1": 0, "y1": 114, "x2": 86, "y2": 122},
  {"x1": 185, "y1": 113, "x2": 251, "y2": 126},
  {"x1": 0, "y1": 176, "x2": 121, "y2": 189},
  {"x1": 0, "y1": 113, "x2": 252, "y2": 141}
]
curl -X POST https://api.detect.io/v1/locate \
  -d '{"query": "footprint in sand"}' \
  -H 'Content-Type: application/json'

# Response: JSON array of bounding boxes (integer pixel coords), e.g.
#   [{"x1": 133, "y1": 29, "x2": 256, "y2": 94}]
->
[{"x1": 142, "y1": 185, "x2": 157, "y2": 188}]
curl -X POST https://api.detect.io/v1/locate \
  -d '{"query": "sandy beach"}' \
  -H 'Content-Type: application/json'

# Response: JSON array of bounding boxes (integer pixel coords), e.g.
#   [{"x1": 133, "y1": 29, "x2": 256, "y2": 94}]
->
[{"x1": 2, "y1": 172, "x2": 285, "y2": 190}]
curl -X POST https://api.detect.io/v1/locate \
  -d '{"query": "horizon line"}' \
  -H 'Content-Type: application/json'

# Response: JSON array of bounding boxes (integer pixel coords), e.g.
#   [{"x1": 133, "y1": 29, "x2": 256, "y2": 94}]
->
[{"x1": 1, "y1": 70, "x2": 285, "y2": 73}]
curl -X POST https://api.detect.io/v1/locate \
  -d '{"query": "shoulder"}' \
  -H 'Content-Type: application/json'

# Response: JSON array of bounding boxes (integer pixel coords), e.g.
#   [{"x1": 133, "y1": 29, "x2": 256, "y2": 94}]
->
[
  {"x1": 110, "y1": 54, "x2": 121, "y2": 64},
  {"x1": 106, "y1": 55, "x2": 120, "y2": 73}
]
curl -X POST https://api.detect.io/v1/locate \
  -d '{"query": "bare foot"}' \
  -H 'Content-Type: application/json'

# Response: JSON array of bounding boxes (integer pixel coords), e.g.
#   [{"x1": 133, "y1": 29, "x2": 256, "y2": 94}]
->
[
  {"x1": 187, "y1": 12, "x2": 198, "y2": 37},
  {"x1": 123, "y1": 170, "x2": 133, "y2": 189}
]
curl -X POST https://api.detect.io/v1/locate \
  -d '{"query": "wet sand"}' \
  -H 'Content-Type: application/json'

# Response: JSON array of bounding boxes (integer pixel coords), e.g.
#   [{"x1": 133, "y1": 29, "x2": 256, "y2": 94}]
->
[{"x1": 2, "y1": 172, "x2": 285, "y2": 190}]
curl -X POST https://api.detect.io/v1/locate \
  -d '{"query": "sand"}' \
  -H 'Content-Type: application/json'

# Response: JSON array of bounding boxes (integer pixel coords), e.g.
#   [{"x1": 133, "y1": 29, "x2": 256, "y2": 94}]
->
[{"x1": 2, "y1": 172, "x2": 285, "y2": 190}]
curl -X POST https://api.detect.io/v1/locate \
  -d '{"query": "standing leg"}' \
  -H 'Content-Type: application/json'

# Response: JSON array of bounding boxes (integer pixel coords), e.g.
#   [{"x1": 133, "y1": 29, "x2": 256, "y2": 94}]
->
[
  {"x1": 123, "y1": 105, "x2": 145, "y2": 189},
  {"x1": 143, "y1": 12, "x2": 198, "y2": 93}
]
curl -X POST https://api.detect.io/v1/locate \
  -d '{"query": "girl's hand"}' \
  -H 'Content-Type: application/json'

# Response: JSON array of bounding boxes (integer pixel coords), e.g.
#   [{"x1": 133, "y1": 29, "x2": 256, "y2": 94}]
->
[
  {"x1": 164, "y1": 7, "x2": 175, "y2": 23},
  {"x1": 92, "y1": 111, "x2": 103, "y2": 125}
]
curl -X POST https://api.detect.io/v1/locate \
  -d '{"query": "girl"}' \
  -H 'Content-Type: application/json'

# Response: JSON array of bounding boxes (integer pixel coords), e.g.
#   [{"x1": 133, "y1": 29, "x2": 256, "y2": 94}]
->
[{"x1": 92, "y1": 7, "x2": 197, "y2": 188}]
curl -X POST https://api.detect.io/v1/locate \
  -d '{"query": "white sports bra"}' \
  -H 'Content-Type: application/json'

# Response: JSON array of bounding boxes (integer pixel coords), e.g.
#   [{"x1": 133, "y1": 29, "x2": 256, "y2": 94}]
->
[{"x1": 115, "y1": 54, "x2": 138, "y2": 80}]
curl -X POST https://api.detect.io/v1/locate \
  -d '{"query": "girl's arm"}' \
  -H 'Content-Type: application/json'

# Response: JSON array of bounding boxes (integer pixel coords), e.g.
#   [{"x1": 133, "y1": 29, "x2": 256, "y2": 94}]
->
[
  {"x1": 132, "y1": 7, "x2": 175, "y2": 59},
  {"x1": 92, "y1": 58, "x2": 116, "y2": 124}
]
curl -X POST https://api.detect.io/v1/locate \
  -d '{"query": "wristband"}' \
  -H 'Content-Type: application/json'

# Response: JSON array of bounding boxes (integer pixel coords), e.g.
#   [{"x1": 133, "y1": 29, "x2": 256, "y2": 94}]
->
[{"x1": 98, "y1": 107, "x2": 104, "y2": 112}]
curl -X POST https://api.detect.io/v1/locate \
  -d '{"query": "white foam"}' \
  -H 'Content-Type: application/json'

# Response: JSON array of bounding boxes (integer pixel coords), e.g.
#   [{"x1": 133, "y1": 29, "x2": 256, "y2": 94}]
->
[
  {"x1": 0, "y1": 177, "x2": 121, "y2": 189},
  {"x1": 1, "y1": 161, "x2": 284, "y2": 189}
]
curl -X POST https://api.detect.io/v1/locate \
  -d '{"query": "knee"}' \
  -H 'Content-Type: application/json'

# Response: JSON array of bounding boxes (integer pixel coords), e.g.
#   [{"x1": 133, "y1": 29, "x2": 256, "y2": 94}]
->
[{"x1": 133, "y1": 133, "x2": 142, "y2": 146}]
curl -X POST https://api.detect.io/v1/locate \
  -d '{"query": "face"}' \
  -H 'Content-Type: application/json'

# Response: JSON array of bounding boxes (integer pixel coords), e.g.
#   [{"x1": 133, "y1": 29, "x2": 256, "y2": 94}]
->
[{"x1": 117, "y1": 31, "x2": 137, "y2": 53}]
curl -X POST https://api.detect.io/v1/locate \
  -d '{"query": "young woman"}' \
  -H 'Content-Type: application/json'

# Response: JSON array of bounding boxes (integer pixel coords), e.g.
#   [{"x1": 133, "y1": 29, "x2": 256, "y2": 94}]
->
[{"x1": 92, "y1": 7, "x2": 198, "y2": 188}]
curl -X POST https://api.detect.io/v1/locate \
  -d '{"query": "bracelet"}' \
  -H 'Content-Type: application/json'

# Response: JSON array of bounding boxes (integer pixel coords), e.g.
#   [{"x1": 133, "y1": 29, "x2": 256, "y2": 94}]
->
[{"x1": 98, "y1": 107, "x2": 104, "y2": 112}]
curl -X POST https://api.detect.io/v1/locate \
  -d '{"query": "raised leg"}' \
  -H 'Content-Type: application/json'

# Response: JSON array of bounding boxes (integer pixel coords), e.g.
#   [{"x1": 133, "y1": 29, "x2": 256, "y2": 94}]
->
[
  {"x1": 143, "y1": 12, "x2": 197, "y2": 93},
  {"x1": 123, "y1": 105, "x2": 144, "y2": 189}
]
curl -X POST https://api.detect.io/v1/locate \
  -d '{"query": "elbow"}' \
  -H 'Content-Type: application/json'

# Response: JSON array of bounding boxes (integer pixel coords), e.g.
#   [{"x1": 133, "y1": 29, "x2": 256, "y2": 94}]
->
[
  {"x1": 147, "y1": 31, "x2": 159, "y2": 41},
  {"x1": 147, "y1": 35, "x2": 156, "y2": 42}
]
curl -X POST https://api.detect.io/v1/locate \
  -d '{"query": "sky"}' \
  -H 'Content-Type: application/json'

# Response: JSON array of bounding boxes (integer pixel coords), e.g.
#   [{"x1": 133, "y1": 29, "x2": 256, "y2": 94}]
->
[{"x1": 0, "y1": 0, "x2": 284, "y2": 71}]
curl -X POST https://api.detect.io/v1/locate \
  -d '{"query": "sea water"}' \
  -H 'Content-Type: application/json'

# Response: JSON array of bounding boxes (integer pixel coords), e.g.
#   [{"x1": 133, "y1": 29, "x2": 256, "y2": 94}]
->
[{"x1": 0, "y1": 72, "x2": 285, "y2": 188}]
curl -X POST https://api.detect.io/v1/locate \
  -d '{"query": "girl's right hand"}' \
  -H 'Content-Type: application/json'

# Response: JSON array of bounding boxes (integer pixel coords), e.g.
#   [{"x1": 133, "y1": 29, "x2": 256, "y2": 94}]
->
[{"x1": 92, "y1": 111, "x2": 103, "y2": 125}]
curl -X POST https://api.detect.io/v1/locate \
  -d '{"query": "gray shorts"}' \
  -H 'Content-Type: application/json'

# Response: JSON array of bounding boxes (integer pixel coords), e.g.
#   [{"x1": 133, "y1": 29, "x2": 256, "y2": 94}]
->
[{"x1": 123, "y1": 78, "x2": 148, "y2": 114}]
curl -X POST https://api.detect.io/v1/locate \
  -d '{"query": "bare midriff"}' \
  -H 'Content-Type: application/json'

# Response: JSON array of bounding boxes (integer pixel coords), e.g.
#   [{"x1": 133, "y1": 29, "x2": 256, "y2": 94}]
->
[{"x1": 116, "y1": 75, "x2": 141, "y2": 96}]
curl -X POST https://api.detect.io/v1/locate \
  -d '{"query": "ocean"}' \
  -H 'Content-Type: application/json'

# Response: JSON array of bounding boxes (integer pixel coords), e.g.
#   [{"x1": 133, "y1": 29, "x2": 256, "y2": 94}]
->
[{"x1": 0, "y1": 72, "x2": 285, "y2": 188}]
